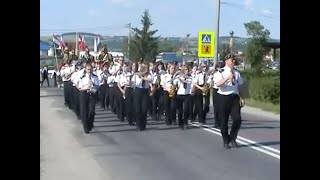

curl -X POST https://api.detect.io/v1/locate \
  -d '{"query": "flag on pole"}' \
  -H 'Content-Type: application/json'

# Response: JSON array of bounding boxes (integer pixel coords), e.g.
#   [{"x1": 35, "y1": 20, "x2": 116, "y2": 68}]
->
[
  {"x1": 52, "y1": 34, "x2": 66, "y2": 49},
  {"x1": 78, "y1": 34, "x2": 87, "y2": 51},
  {"x1": 94, "y1": 34, "x2": 101, "y2": 53}
]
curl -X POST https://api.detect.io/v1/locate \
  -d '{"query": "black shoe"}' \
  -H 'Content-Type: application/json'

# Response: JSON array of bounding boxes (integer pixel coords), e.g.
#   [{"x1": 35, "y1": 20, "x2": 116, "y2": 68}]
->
[
  {"x1": 84, "y1": 127, "x2": 90, "y2": 134},
  {"x1": 230, "y1": 140, "x2": 239, "y2": 148},
  {"x1": 224, "y1": 143, "x2": 231, "y2": 149},
  {"x1": 179, "y1": 125, "x2": 184, "y2": 130}
]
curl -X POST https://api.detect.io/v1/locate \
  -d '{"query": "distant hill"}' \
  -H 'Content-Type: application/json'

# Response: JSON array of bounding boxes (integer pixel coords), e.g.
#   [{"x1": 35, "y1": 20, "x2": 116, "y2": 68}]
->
[{"x1": 40, "y1": 35, "x2": 278, "y2": 53}]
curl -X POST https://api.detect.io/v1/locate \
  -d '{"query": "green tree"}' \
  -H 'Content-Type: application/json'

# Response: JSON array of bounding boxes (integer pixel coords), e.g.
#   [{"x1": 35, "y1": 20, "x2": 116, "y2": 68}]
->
[
  {"x1": 244, "y1": 21, "x2": 270, "y2": 69},
  {"x1": 158, "y1": 39, "x2": 179, "y2": 52},
  {"x1": 220, "y1": 43, "x2": 230, "y2": 60},
  {"x1": 130, "y1": 10, "x2": 160, "y2": 62}
]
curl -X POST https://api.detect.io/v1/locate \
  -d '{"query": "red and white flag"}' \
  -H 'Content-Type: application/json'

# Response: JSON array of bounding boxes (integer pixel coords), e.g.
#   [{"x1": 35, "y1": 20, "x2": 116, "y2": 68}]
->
[
  {"x1": 78, "y1": 34, "x2": 87, "y2": 50},
  {"x1": 94, "y1": 34, "x2": 101, "y2": 53},
  {"x1": 52, "y1": 34, "x2": 66, "y2": 49}
]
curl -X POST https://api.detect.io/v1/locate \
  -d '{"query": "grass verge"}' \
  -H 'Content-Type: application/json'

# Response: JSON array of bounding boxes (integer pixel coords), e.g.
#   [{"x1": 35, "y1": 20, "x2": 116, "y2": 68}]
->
[{"x1": 246, "y1": 99, "x2": 280, "y2": 114}]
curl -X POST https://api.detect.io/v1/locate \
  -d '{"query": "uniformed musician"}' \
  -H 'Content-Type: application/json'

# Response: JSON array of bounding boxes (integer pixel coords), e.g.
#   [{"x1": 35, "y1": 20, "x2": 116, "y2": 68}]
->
[
  {"x1": 172, "y1": 65, "x2": 193, "y2": 129},
  {"x1": 161, "y1": 64, "x2": 177, "y2": 125},
  {"x1": 132, "y1": 63, "x2": 152, "y2": 131},
  {"x1": 124, "y1": 62, "x2": 137, "y2": 125},
  {"x1": 78, "y1": 63, "x2": 99, "y2": 134},
  {"x1": 211, "y1": 64, "x2": 221, "y2": 128},
  {"x1": 60, "y1": 58, "x2": 75, "y2": 109},
  {"x1": 109, "y1": 58, "x2": 124, "y2": 114},
  {"x1": 192, "y1": 65, "x2": 206, "y2": 124},
  {"x1": 70, "y1": 63, "x2": 82, "y2": 120},
  {"x1": 99, "y1": 62, "x2": 110, "y2": 110},
  {"x1": 190, "y1": 65, "x2": 198, "y2": 121},
  {"x1": 157, "y1": 62, "x2": 166, "y2": 121},
  {"x1": 215, "y1": 54, "x2": 244, "y2": 149},
  {"x1": 202, "y1": 64, "x2": 211, "y2": 121},
  {"x1": 149, "y1": 62, "x2": 160, "y2": 120},
  {"x1": 115, "y1": 63, "x2": 129, "y2": 122}
]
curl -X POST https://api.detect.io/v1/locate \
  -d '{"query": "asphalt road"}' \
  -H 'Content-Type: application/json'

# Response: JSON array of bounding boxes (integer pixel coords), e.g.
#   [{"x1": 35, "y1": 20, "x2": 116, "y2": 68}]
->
[{"x1": 40, "y1": 83, "x2": 280, "y2": 180}]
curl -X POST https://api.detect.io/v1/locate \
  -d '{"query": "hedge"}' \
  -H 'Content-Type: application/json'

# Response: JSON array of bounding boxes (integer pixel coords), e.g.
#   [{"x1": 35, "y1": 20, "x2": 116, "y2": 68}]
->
[{"x1": 242, "y1": 70, "x2": 280, "y2": 105}]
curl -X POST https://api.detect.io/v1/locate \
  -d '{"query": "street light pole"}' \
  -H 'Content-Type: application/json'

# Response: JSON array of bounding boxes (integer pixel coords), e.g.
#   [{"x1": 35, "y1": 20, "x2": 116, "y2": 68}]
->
[
  {"x1": 127, "y1": 23, "x2": 131, "y2": 61},
  {"x1": 213, "y1": 0, "x2": 221, "y2": 68}
]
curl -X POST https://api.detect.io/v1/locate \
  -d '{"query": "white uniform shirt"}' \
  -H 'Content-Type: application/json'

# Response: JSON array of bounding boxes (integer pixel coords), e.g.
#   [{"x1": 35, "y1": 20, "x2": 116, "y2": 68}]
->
[
  {"x1": 70, "y1": 71, "x2": 79, "y2": 86},
  {"x1": 161, "y1": 73, "x2": 174, "y2": 91},
  {"x1": 160, "y1": 73, "x2": 166, "y2": 86},
  {"x1": 212, "y1": 71, "x2": 219, "y2": 89},
  {"x1": 95, "y1": 69, "x2": 104, "y2": 85},
  {"x1": 124, "y1": 71, "x2": 133, "y2": 88},
  {"x1": 107, "y1": 66, "x2": 116, "y2": 87},
  {"x1": 60, "y1": 64, "x2": 75, "y2": 81},
  {"x1": 149, "y1": 70, "x2": 158, "y2": 84},
  {"x1": 117, "y1": 72, "x2": 127, "y2": 87},
  {"x1": 173, "y1": 75, "x2": 192, "y2": 95},
  {"x1": 132, "y1": 74, "x2": 152, "y2": 89},
  {"x1": 78, "y1": 73, "x2": 99, "y2": 90},
  {"x1": 74, "y1": 69, "x2": 84, "y2": 88},
  {"x1": 109, "y1": 63, "x2": 121, "y2": 75},
  {"x1": 195, "y1": 72, "x2": 205, "y2": 86},
  {"x1": 215, "y1": 67, "x2": 244, "y2": 95}
]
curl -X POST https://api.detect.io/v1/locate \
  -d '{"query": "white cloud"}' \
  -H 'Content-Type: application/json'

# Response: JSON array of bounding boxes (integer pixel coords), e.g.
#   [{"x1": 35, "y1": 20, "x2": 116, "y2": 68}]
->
[
  {"x1": 261, "y1": 9, "x2": 273, "y2": 16},
  {"x1": 243, "y1": 0, "x2": 254, "y2": 10},
  {"x1": 88, "y1": 8, "x2": 103, "y2": 17}
]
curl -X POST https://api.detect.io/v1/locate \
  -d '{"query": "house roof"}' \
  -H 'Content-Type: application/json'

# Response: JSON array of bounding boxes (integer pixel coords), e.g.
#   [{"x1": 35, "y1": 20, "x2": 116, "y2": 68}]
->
[{"x1": 40, "y1": 40, "x2": 51, "y2": 51}]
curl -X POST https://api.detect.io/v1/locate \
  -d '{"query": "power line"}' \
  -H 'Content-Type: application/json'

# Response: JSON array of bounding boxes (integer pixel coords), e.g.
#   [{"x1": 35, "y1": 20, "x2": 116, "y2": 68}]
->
[{"x1": 221, "y1": 1, "x2": 280, "y2": 20}]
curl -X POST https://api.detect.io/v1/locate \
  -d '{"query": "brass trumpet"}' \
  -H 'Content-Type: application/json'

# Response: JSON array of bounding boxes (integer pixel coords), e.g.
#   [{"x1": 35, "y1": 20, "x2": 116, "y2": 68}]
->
[
  {"x1": 202, "y1": 84, "x2": 210, "y2": 96},
  {"x1": 168, "y1": 85, "x2": 177, "y2": 98}
]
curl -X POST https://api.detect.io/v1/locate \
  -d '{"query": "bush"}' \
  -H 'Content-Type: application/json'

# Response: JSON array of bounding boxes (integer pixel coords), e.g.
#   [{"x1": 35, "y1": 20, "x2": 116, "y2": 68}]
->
[
  {"x1": 244, "y1": 71, "x2": 280, "y2": 105},
  {"x1": 247, "y1": 77, "x2": 280, "y2": 104}
]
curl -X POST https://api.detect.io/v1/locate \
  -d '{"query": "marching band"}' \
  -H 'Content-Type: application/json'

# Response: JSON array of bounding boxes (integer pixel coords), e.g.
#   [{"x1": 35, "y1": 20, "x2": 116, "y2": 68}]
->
[{"x1": 59, "y1": 47, "x2": 245, "y2": 148}]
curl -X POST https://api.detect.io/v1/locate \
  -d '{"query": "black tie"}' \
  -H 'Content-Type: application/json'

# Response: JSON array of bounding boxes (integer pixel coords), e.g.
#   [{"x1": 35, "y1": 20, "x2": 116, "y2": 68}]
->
[{"x1": 142, "y1": 78, "x2": 145, "y2": 87}]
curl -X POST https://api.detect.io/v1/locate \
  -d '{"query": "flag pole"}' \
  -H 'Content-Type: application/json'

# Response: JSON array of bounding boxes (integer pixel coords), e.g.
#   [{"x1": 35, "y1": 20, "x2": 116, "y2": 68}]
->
[
  {"x1": 53, "y1": 41, "x2": 59, "y2": 71},
  {"x1": 76, "y1": 32, "x2": 78, "y2": 56}
]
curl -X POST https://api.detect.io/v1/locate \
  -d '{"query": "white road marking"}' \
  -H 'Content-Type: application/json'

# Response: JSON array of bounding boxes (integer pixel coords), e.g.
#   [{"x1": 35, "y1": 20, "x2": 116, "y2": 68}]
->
[
  {"x1": 189, "y1": 122, "x2": 280, "y2": 160},
  {"x1": 199, "y1": 123, "x2": 280, "y2": 154}
]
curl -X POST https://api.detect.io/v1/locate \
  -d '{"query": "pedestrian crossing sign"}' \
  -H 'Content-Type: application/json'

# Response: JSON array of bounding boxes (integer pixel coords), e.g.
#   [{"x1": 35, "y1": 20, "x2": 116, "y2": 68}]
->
[
  {"x1": 202, "y1": 34, "x2": 211, "y2": 44},
  {"x1": 198, "y1": 31, "x2": 215, "y2": 58}
]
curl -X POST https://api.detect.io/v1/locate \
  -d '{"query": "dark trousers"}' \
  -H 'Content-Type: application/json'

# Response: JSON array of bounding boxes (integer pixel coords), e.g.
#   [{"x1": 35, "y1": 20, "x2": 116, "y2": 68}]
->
[
  {"x1": 194, "y1": 91, "x2": 205, "y2": 123},
  {"x1": 99, "y1": 84, "x2": 107, "y2": 109},
  {"x1": 217, "y1": 93, "x2": 242, "y2": 144},
  {"x1": 150, "y1": 89, "x2": 160, "y2": 119},
  {"x1": 109, "y1": 85, "x2": 116, "y2": 113},
  {"x1": 203, "y1": 91, "x2": 210, "y2": 120},
  {"x1": 41, "y1": 77, "x2": 49, "y2": 87},
  {"x1": 190, "y1": 95, "x2": 195, "y2": 121},
  {"x1": 79, "y1": 91, "x2": 96, "y2": 133},
  {"x1": 212, "y1": 88, "x2": 220, "y2": 127},
  {"x1": 72, "y1": 86, "x2": 81, "y2": 119},
  {"x1": 174, "y1": 95, "x2": 192, "y2": 127},
  {"x1": 158, "y1": 88, "x2": 165, "y2": 117},
  {"x1": 133, "y1": 88, "x2": 149, "y2": 130},
  {"x1": 125, "y1": 87, "x2": 135, "y2": 124},
  {"x1": 116, "y1": 85, "x2": 125, "y2": 121},
  {"x1": 63, "y1": 81, "x2": 72, "y2": 108},
  {"x1": 163, "y1": 91, "x2": 176, "y2": 125},
  {"x1": 105, "y1": 85, "x2": 111, "y2": 109}
]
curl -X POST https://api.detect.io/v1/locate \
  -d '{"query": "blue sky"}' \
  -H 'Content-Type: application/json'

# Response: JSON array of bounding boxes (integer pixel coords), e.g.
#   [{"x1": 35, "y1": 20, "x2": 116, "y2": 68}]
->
[{"x1": 40, "y1": 0, "x2": 280, "y2": 39}]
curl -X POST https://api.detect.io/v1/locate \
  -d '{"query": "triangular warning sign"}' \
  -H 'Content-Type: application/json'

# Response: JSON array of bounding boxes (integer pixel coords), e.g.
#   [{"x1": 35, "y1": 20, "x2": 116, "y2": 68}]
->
[{"x1": 202, "y1": 35, "x2": 211, "y2": 43}]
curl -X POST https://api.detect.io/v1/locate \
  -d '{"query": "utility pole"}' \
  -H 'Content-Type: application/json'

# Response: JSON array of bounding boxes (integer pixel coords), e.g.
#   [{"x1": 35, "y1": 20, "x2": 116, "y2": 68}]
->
[
  {"x1": 213, "y1": 0, "x2": 221, "y2": 68},
  {"x1": 127, "y1": 23, "x2": 131, "y2": 61}
]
